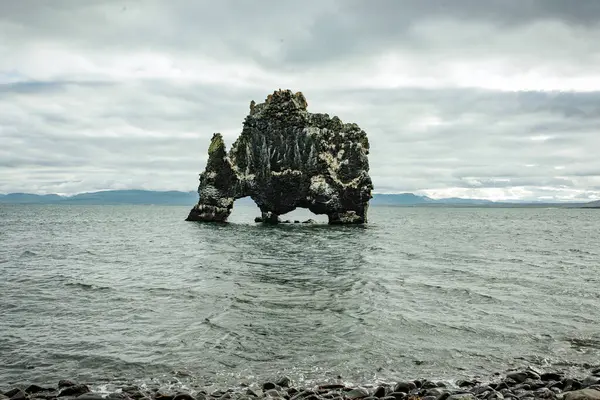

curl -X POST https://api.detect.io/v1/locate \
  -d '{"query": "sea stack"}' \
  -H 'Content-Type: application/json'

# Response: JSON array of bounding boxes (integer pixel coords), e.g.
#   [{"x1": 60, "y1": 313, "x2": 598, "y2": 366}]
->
[{"x1": 186, "y1": 89, "x2": 373, "y2": 224}]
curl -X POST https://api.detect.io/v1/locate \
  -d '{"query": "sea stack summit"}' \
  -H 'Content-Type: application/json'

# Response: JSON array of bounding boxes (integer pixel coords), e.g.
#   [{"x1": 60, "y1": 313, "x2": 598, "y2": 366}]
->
[{"x1": 186, "y1": 89, "x2": 373, "y2": 224}]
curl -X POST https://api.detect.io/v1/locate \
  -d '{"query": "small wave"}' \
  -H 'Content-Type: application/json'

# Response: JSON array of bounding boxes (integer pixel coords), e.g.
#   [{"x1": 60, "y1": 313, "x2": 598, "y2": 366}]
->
[
  {"x1": 418, "y1": 282, "x2": 501, "y2": 303},
  {"x1": 20, "y1": 250, "x2": 38, "y2": 257},
  {"x1": 568, "y1": 337, "x2": 600, "y2": 349},
  {"x1": 66, "y1": 282, "x2": 113, "y2": 291}
]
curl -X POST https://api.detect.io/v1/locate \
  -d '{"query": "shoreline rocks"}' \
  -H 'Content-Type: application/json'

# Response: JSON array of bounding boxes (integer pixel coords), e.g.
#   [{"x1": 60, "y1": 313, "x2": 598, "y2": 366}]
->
[{"x1": 4, "y1": 367, "x2": 600, "y2": 400}]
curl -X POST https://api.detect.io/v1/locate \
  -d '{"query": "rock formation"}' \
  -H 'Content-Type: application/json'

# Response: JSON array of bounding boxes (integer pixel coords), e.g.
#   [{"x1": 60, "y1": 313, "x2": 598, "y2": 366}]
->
[{"x1": 186, "y1": 89, "x2": 373, "y2": 224}]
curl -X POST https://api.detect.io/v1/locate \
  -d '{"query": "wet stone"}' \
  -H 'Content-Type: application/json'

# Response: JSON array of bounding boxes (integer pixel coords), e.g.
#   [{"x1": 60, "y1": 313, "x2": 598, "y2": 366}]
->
[
  {"x1": 542, "y1": 373, "x2": 563, "y2": 382},
  {"x1": 421, "y1": 381, "x2": 438, "y2": 390},
  {"x1": 506, "y1": 373, "x2": 529, "y2": 385},
  {"x1": 154, "y1": 392, "x2": 174, "y2": 400},
  {"x1": 532, "y1": 388, "x2": 555, "y2": 399},
  {"x1": 345, "y1": 388, "x2": 369, "y2": 399},
  {"x1": 4, "y1": 390, "x2": 25, "y2": 400},
  {"x1": 26, "y1": 386, "x2": 54, "y2": 395},
  {"x1": 290, "y1": 391, "x2": 314, "y2": 400},
  {"x1": 319, "y1": 386, "x2": 344, "y2": 391},
  {"x1": 276, "y1": 377, "x2": 291, "y2": 388},
  {"x1": 393, "y1": 383, "x2": 416, "y2": 394},
  {"x1": 58, "y1": 382, "x2": 75, "y2": 389},
  {"x1": 487, "y1": 391, "x2": 504, "y2": 400},
  {"x1": 373, "y1": 387, "x2": 386, "y2": 398},
  {"x1": 386, "y1": 392, "x2": 405, "y2": 400},
  {"x1": 262, "y1": 384, "x2": 276, "y2": 392},
  {"x1": 107, "y1": 393, "x2": 131, "y2": 400},
  {"x1": 565, "y1": 379, "x2": 584, "y2": 392},
  {"x1": 447, "y1": 394, "x2": 477, "y2": 400},
  {"x1": 584, "y1": 377, "x2": 600, "y2": 388},
  {"x1": 0, "y1": 395, "x2": 10, "y2": 400},
  {"x1": 11, "y1": 391, "x2": 27, "y2": 400}
]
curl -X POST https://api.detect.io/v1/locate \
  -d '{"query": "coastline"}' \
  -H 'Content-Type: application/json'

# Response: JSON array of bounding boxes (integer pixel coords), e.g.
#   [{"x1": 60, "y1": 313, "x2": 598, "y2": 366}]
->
[{"x1": 3, "y1": 367, "x2": 600, "y2": 400}]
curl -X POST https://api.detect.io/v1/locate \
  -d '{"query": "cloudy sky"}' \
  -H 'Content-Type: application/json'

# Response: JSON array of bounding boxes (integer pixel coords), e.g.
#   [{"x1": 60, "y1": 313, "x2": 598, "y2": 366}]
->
[{"x1": 1, "y1": 0, "x2": 600, "y2": 201}]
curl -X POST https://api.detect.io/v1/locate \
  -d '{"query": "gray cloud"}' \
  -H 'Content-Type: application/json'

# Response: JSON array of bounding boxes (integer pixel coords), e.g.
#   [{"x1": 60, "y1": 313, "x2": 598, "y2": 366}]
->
[{"x1": 1, "y1": 0, "x2": 600, "y2": 201}]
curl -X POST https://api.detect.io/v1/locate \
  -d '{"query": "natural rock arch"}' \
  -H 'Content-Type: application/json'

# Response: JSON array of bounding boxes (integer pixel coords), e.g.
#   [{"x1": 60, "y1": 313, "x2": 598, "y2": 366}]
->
[{"x1": 186, "y1": 89, "x2": 373, "y2": 224}]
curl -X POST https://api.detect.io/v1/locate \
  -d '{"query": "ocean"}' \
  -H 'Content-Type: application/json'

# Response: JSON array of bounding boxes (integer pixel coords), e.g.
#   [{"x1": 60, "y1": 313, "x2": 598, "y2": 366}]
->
[{"x1": 1, "y1": 204, "x2": 599, "y2": 391}]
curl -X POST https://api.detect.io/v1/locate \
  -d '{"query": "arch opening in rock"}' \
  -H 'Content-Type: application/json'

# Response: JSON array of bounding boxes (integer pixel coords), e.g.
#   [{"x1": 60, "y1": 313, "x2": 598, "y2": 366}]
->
[{"x1": 186, "y1": 89, "x2": 373, "y2": 225}]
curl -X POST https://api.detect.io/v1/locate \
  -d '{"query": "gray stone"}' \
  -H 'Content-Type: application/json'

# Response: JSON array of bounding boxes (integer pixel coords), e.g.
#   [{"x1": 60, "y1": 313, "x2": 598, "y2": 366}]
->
[
  {"x1": 58, "y1": 382, "x2": 75, "y2": 389},
  {"x1": 276, "y1": 377, "x2": 291, "y2": 388},
  {"x1": 4, "y1": 389, "x2": 25, "y2": 400},
  {"x1": 373, "y1": 387, "x2": 386, "y2": 398},
  {"x1": 262, "y1": 384, "x2": 276, "y2": 392},
  {"x1": 392, "y1": 383, "x2": 416, "y2": 394},
  {"x1": 531, "y1": 388, "x2": 554, "y2": 399},
  {"x1": 107, "y1": 393, "x2": 131, "y2": 400},
  {"x1": 542, "y1": 373, "x2": 563, "y2": 382},
  {"x1": 447, "y1": 395, "x2": 477, "y2": 400},
  {"x1": 506, "y1": 373, "x2": 529, "y2": 384},
  {"x1": 10, "y1": 391, "x2": 26, "y2": 400},
  {"x1": 563, "y1": 389, "x2": 600, "y2": 400},
  {"x1": 584, "y1": 377, "x2": 600, "y2": 388},
  {"x1": 385, "y1": 393, "x2": 405, "y2": 400},
  {"x1": 345, "y1": 388, "x2": 369, "y2": 399},
  {"x1": 487, "y1": 391, "x2": 504, "y2": 400},
  {"x1": 0, "y1": 394, "x2": 10, "y2": 400},
  {"x1": 186, "y1": 89, "x2": 373, "y2": 225},
  {"x1": 26, "y1": 386, "x2": 54, "y2": 395},
  {"x1": 154, "y1": 392, "x2": 174, "y2": 400},
  {"x1": 58, "y1": 386, "x2": 90, "y2": 399}
]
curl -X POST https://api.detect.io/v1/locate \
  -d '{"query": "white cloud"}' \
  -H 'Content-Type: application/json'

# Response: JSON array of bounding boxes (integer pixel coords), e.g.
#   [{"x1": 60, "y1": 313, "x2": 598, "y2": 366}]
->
[{"x1": 1, "y1": 0, "x2": 600, "y2": 201}]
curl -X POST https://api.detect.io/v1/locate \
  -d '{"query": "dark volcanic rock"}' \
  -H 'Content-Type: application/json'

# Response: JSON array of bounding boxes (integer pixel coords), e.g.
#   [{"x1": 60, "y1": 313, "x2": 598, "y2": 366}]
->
[
  {"x1": 506, "y1": 372, "x2": 529, "y2": 384},
  {"x1": 392, "y1": 383, "x2": 416, "y2": 394},
  {"x1": 262, "y1": 383, "x2": 276, "y2": 391},
  {"x1": 541, "y1": 373, "x2": 563, "y2": 382},
  {"x1": 4, "y1": 389, "x2": 26, "y2": 400},
  {"x1": 345, "y1": 388, "x2": 369, "y2": 399},
  {"x1": 386, "y1": 393, "x2": 405, "y2": 400},
  {"x1": 373, "y1": 387, "x2": 386, "y2": 398},
  {"x1": 276, "y1": 376, "x2": 292, "y2": 388},
  {"x1": 58, "y1": 385, "x2": 90, "y2": 398},
  {"x1": 58, "y1": 381, "x2": 75, "y2": 389},
  {"x1": 186, "y1": 89, "x2": 373, "y2": 225},
  {"x1": 25, "y1": 385, "x2": 54, "y2": 395}
]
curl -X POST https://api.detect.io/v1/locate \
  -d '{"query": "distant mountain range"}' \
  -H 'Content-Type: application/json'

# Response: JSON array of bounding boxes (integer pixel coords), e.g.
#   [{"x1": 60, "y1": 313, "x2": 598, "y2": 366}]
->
[
  {"x1": 0, "y1": 190, "x2": 598, "y2": 207},
  {"x1": 0, "y1": 190, "x2": 197, "y2": 205}
]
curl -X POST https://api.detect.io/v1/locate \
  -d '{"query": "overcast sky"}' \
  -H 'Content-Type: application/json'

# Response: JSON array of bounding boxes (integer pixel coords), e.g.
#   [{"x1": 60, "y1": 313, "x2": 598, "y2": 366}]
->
[{"x1": 1, "y1": 0, "x2": 600, "y2": 201}]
